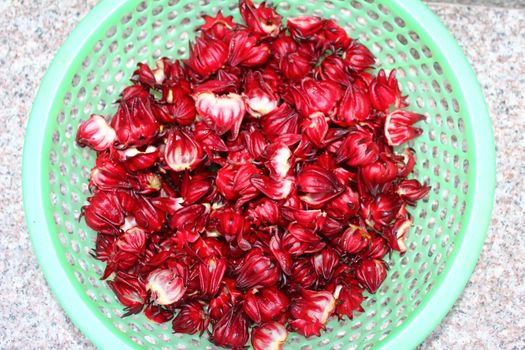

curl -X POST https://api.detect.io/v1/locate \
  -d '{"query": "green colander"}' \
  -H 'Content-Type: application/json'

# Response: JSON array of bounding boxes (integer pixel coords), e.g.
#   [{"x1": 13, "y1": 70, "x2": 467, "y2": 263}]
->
[{"x1": 22, "y1": 0, "x2": 496, "y2": 349}]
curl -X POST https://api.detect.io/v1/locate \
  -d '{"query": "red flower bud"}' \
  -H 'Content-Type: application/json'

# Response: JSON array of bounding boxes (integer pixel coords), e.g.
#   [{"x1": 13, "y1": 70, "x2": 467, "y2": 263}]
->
[
  {"x1": 296, "y1": 165, "x2": 344, "y2": 208},
  {"x1": 325, "y1": 187, "x2": 359, "y2": 221},
  {"x1": 111, "y1": 89, "x2": 159, "y2": 148},
  {"x1": 290, "y1": 78, "x2": 343, "y2": 117},
  {"x1": 210, "y1": 308, "x2": 249, "y2": 349},
  {"x1": 243, "y1": 287, "x2": 289, "y2": 324},
  {"x1": 146, "y1": 264, "x2": 188, "y2": 305},
  {"x1": 361, "y1": 194, "x2": 400, "y2": 229},
  {"x1": 396, "y1": 179, "x2": 431, "y2": 204},
  {"x1": 133, "y1": 63, "x2": 164, "y2": 89},
  {"x1": 264, "y1": 142, "x2": 292, "y2": 180},
  {"x1": 243, "y1": 128, "x2": 269, "y2": 160},
  {"x1": 360, "y1": 155, "x2": 398, "y2": 188},
  {"x1": 193, "y1": 121, "x2": 228, "y2": 153},
  {"x1": 385, "y1": 109, "x2": 425, "y2": 146},
  {"x1": 82, "y1": 191, "x2": 125, "y2": 234},
  {"x1": 250, "y1": 175, "x2": 294, "y2": 200},
  {"x1": 284, "y1": 230, "x2": 326, "y2": 256},
  {"x1": 134, "y1": 195, "x2": 165, "y2": 232},
  {"x1": 315, "y1": 55, "x2": 351, "y2": 86},
  {"x1": 240, "y1": 0, "x2": 282, "y2": 37},
  {"x1": 363, "y1": 235, "x2": 390, "y2": 259},
  {"x1": 369, "y1": 69, "x2": 408, "y2": 111},
  {"x1": 135, "y1": 172, "x2": 161, "y2": 194},
  {"x1": 171, "y1": 301, "x2": 209, "y2": 335},
  {"x1": 333, "y1": 167, "x2": 355, "y2": 185},
  {"x1": 251, "y1": 322, "x2": 288, "y2": 350},
  {"x1": 316, "y1": 20, "x2": 351, "y2": 50},
  {"x1": 340, "y1": 225, "x2": 371, "y2": 254},
  {"x1": 333, "y1": 279, "x2": 365, "y2": 319},
  {"x1": 272, "y1": 35, "x2": 298, "y2": 60},
  {"x1": 269, "y1": 235, "x2": 292, "y2": 275},
  {"x1": 208, "y1": 279, "x2": 242, "y2": 321},
  {"x1": 356, "y1": 259, "x2": 387, "y2": 293},
  {"x1": 117, "y1": 146, "x2": 159, "y2": 172},
  {"x1": 260, "y1": 103, "x2": 300, "y2": 140},
  {"x1": 311, "y1": 247, "x2": 339, "y2": 281},
  {"x1": 288, "y1": 222, "x2": 322, "y2": 244},
  {"x1": 228, "y1": 30, "x2": 271, "y2": 67},
  {"x1": 319, "y1": 215, "x2": 345, "y2": 237},
  {"x1": 343, "y1": 41, "x2": 375, "y2": 72},
  {"x1": 180, "y1": 172, "x2": 214, "y2": 205},
  {"x1": 107, "y1": 272, "x2": 147, "y2": 315},
  {"x1": 116, "y1": 227, "x2": 147, "y2": 255},
  {"x1": 217, "y1": 163, "x2": 261, "y2": 205},
  {"x1": 194, "y1": 92, "x2": 246, "y2": 139},
  {"x1": 236, "y1": 248, "x2": 280, "y2": 289},
  {"x1": 289, "y1": 289, "x2": 336, "y2": 337},
  {"x1": 301, "y1": 112, "x2": 328, "y2": 147},
  {"x1": 287, "y1": 16, "x2": 324, "y2": 39},
  {"x1": 95, "y1": 235, "x2": 139, "y2": 279},
  {"x1": 164, "y1": 128, "x2": 204, "y2": 172},
  {"x1": 243, "y1": 71, "x2": 279, "y2": 117},
  {"x1": 169, "y1": 203, "x2": 210, "y2": 233},
  {"x1": 396, "y1": 148, "x2": 416, "y2": 178},
  {"x1": 279, "y1": 52, "x2": 312, "y2": 81},
  {"x1": 198, "y1": 256, "x2": 227, "y2": 296},
  {"x1": 144, "y1": 304, "x2": 173, "y2": 324},
  {"x1": 155, "y1": 58, "x2": 191, "y2": 92},
  {"x1": 336, "y1": 128, "x2": 379, "y2": 167},
  {"x1": 247, "y1": 199, "x2": 280, "y2": 226},
  {"x1": 201, "y1": 11, "x2": 235, "y2": 40},
  {"x1": 291, "y1": 258, "x2": 317, "y2": 289},
  {"x1": 89, "y1": 153, "x2": 130, "y2": 191},
  {"x1": 215, "y1": 209, "x2": 249, "y2": 243},
  {"x1": 76, "y1": 114, "x2": 116, "y2": 152},
  {"x1": 335, "y1": 84, "x2": 371, "y2": 126},
  {"x1": 186, "y1": 36, "x2": 228, "y2": 78},
  {"x1": 386, "y1": 217, "x2": 412, "y2": 253},
  {"x1": 154, "y1": 88, "x2": 196, "y2": 126}
]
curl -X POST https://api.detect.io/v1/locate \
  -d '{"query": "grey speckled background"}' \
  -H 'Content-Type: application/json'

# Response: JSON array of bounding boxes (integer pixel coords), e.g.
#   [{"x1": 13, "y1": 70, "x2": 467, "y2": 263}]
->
[{"x1": 0, "y1": 1, "x2": 523, "y2": 349}]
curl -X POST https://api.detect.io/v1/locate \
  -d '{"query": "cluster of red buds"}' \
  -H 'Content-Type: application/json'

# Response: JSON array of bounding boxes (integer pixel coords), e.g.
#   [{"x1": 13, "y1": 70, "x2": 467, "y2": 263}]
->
[{"x1": 76, "y1": 1, "x2": 429, "y2": 348}]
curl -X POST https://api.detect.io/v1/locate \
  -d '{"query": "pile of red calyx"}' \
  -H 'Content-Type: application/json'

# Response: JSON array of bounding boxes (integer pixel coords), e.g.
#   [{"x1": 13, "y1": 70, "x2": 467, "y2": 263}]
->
[{"x1": 76, "y1": 1, "x2": 430, "y2": 349}]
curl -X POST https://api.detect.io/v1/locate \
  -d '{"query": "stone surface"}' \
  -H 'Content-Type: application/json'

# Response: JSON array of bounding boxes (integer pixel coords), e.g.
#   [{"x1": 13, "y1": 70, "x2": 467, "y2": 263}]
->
[{"x1": 0, "y1": 1, "x2": 523, "y2": 350}]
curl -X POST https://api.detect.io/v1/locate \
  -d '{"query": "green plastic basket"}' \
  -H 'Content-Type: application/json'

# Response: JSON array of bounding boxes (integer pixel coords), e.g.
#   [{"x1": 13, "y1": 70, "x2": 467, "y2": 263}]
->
[{"x1": 22, "y1": 0, "x2": 495, "y2": 349}]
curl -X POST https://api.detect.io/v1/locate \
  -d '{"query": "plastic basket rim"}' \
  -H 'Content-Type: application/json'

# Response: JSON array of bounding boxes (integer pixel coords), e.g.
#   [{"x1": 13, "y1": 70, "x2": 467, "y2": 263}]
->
[{"x1": 22, "y1": 0, "x2": 496, "y2": 349}]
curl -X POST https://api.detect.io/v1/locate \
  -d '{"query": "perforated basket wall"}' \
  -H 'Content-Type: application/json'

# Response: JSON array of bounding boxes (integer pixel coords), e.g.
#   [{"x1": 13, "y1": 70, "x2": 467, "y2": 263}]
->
[{"x1": 23, "y1": 0, "x2": 495, "y2": 349}]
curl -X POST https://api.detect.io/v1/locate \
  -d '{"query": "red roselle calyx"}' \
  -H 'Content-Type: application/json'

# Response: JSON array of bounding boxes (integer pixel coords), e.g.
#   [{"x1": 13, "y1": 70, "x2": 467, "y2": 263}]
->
[
  {"x1": 146, "y1": 264, "x2": 188, "y2": 305},
  {"x1": 251, "y1": 322, "x2": 288, "y2": 350},
  {"x1": 77, "y1": 1, "x2": 430, "y2": 348},
  {"x1": 76, "y1": 114, "x2": 116, "y2": 151}
]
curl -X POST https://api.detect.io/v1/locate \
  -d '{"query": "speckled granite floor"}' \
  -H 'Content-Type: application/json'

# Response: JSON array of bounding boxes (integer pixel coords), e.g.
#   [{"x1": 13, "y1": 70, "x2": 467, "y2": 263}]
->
[{"x1": 0, "y1": 1, "x2": 523, "y2": 349}]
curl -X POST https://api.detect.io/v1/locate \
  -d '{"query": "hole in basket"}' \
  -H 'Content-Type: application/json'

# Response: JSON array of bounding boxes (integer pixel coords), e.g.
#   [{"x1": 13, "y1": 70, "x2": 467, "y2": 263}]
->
[
  {"x1": 131, "y1": 336, "x2": 144, "y2": 346},
  {"x1": 74, "y1": 271, "x2": 84, "y2": 284},
  {"x1": 434, "y1": 62, "x2": 444, "y2": 75},
  {"x1": 153, "y1": 19, "x2": 163, "y2": 30},
  {"x1": 351, "y1": 1, "x2": 363, "y2": 9},
  {"x1": 145, "y1": 335, "x2": 157, "y2": 344},
  {"x1": 153, "y1": 5, "x2": 163, "y2": 16},
  {"x1": 105, "y1": 25, "x2": 117, "y2": 39},
  {"x1": 367, "y1": 10, "x2": 379, "y2": 20},
  {"x1": 137, "y1": 1, "x2": 147, "y2": 12},
  {"x1": 382, "y1": 21, "x2": 394, "y2": 33},
  {"x1": 319, "y1": 338, "x2": 331, "y2": 346},
  {"x1": 409, "y1": 48, "x2": 420, "y2": 60},
  {"x1": 377, "y1": 4, "x2": 390, "y2": 15}
]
